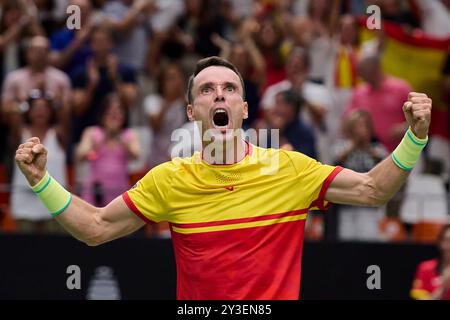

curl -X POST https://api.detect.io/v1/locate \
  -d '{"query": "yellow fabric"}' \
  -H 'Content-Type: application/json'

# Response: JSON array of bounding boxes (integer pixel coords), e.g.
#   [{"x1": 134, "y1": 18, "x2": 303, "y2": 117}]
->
[
  {"x1": 31, "y1": 171, "x2": 72, "y2": 216},
  {"x1": 337, "y1": 47, "x2": 353, "y2": 89},
  {"x1": 126, "y1": 145, "x2": 337, "y2": 228},
  {"x1": 391, "y1": 128, "x2": 428, "y2": 170},
  {"x1": 410, "y1": 289, "x2": 431, "y2": 300}
]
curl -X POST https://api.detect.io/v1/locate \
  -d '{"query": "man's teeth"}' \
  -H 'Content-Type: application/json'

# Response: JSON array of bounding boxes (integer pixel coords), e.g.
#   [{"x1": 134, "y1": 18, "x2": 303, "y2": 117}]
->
[
  {"x1": 215, "y1": 109, "x2": 226, "y2": 115},
  {"x1": 213, "y1": 109, "x2": 229, "y2": 128}
]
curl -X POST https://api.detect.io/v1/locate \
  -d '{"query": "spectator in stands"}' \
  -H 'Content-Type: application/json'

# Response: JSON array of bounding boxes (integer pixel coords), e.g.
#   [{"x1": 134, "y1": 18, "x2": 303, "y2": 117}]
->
[
  {"x1": 144, "y1": 62, "x2": 186, "y2": 168},
  {"x1": 260, "y1": 46, "x2": 330, "y2": 161},
  {"x1": 254, "y1": 16, "x2": 286, "y2": 92},
  {"x1": 75, "y1": 93, "x2": 140, "y2": 207},
  {"x1": 70, "y1": 25, "x2": 137, "y2": 158},
  {"x1": 260, "y1": 47, "x2": 329, "y2": 126},
  {"x1": 49, "y1": 0, "x2": 96, "y2": 77},
  {"x1": 271, "y1": 90, "x2": 316, "y2": 158},
  {"x1": 10, "y1": 89, "x2": 67, "y2": 234},
  {"x1": 301, "y1": 0, "x2": 339, "y2": 84},
  {"x1": 164, "y1": 0, "x2": 225, "y2": 61},
  {"x1": 411, "y1": 224, "x2": 450, "y2": 300},
  {"x1": 144, "y1": 0, "x2": 185, "y2": 76},
  {"x1": 332, "y1": 110, "x2": 387, "y2": 241},
  {"x1": 102, "y1": 0, "x2": 157, "y2": 73},
  {"x1": 345, "y1": 54, "x2": 411, "y2": 152},
  {"x1": 324, "y1": 14, "x2": 361, "y2": 144},
  {"x1": 2, "y1": 35, "x2": 72, "y2": 131},
  {"x1": 1, "y1": 35, "x2": 71, "y2": 182},
  {"x1": 285, "y1": 10, "x2": 360, "y2": 146},
  {"x1": 0, "y1": 0, "x2": 44, "y2": 83}
]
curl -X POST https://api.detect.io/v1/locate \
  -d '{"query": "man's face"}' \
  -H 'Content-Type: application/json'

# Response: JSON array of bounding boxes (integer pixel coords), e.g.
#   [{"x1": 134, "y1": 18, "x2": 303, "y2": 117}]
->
[
  {"x1": 26, "y1": 37, "x2": 49, "y2": 67},
  {"x1": 187, "y1": 66, "x2": 248, "y2": 143},
  {"x1": 273, "y1": 93, "x2": 295, "y2": 130},
  {"x1": 90, "y1": 31, "x2": 112, "y2": 57},
  {"x1": 285, "y1": 53, "x2": 308, "y2": 87},
  {"x1": 357, "y1": 58, "x2": 380, "y2": 85}
]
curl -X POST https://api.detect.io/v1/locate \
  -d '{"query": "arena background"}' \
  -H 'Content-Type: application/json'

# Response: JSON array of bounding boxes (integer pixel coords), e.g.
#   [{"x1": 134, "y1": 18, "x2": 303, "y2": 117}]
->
[{"x1": 0, "y1": 0, "x2": 449, "y2": 300}]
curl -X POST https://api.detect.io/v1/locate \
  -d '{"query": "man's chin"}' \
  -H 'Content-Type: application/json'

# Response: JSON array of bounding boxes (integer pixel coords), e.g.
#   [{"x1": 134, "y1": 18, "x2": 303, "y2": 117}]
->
[{"x1": 203, "y1": 128, "x2": 242, "y2": 144}]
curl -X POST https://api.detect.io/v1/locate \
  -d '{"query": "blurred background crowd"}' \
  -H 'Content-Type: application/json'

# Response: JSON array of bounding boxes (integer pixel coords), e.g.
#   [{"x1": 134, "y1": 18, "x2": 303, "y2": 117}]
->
[{"x1": 0, "y1": 0, "x2": 448, "y2": 243}]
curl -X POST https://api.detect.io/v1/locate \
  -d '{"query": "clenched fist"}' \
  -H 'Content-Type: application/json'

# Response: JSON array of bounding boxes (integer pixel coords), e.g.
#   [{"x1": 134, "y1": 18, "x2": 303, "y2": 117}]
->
[
  {"x1": 15, "y1": 137, "x2": 48, "y2": 186},
  {"x1": 403, "y1": 92, "x2": 432, "y2": 139}
]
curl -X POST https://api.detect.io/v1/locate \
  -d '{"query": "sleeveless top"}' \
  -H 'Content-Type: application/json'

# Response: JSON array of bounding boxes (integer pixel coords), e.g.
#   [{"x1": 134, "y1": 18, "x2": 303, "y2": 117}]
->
[
  {"x1": 81, "y1": 126, "x2": 131, "y2": 207},
  {"x1": 11, "y1": 128, "x2": 66, "y2": 220}
]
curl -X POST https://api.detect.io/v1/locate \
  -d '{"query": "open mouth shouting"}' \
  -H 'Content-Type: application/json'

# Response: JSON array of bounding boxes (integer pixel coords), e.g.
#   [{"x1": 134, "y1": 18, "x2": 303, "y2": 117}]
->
[{"x1": 212, "y1": 108, "x2": 230, "y2": 129}]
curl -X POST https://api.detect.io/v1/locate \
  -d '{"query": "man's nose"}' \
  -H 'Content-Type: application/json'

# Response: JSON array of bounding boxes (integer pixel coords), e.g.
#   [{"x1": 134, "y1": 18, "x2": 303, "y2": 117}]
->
[{"x1": 214, "y1": 87, "x2": 225, "y2": 102}]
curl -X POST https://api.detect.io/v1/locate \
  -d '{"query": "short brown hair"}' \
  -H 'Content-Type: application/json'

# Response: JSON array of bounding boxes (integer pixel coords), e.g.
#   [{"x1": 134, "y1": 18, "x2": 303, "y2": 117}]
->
[
  {"x1": 186, "y1": 56, "x2": 245, "y2": 104},
  {"x1": 342, "y1": 109, "x2": 373, "y2": 138}
]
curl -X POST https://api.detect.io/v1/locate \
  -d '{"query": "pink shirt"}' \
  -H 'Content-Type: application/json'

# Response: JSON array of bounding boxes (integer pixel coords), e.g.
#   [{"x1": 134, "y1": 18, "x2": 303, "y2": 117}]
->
[
  {"x1": 81, "y1": 127, "x2": 132, "y2": 207},
  {"x1": 346, "y1": 76, "x2": 411, "y2": 152},
  {"x1": 2, "y1": 66, "x2": 71, "y2": 105}
]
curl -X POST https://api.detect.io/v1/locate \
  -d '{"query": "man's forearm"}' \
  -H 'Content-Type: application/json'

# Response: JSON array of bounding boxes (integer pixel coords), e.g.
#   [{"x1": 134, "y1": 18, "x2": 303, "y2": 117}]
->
[
  {"x1": 54, "y1": 195, "x2": 105, "y2": 246},
  {"x1": 366, "y1": 125, "x2": 428, "y2": 205},
  {"x1": 29, "y1": 171, "x2": 104, "y2": 245},
  {"x1": 366, "y1": 156, "x2": 410, "y2": 205}
]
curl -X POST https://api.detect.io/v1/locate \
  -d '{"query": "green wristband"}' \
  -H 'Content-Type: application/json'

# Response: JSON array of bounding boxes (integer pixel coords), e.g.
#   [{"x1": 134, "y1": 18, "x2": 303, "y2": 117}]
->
[
  {"x1": 391, "y1": 128, "x2": 428, "y2": 171},
  {"x1": 31, "y1": 171, "x2": 72, "y2": 217}
]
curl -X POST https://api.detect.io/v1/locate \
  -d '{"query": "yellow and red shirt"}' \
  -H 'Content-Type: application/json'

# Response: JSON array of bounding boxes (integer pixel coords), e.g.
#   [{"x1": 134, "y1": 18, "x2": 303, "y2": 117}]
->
[
  {"x1": 411, "y1": 259, "x2": 450, "y2": 300},
  {"x1": 122, "y1": 143, "x2": 343, "y2": 300}
]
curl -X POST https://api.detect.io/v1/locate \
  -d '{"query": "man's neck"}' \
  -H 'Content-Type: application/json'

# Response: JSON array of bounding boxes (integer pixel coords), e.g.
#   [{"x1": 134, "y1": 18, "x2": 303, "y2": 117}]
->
[
  {"x1": 29, "y1": 65, "x2": 47, "y2": 73},
  {"x1": 94, "y1": 55, "x2": 108, "y2": 66},
  {"x1": 370, "y1": 74, "x2": 385, "y2": 90},
  {"x1": 202, "y1": 136, "x2": 247, "y2": 165}
]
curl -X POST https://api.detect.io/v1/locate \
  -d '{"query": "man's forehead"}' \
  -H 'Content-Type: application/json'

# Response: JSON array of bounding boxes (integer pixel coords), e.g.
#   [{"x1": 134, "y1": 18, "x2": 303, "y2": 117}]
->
[
  {"x1": 194, "y1": 66, "x2": 241, "y2": 87},
  {"x1": 30, "y1": 37, "x2": 49, "y2": 48}
]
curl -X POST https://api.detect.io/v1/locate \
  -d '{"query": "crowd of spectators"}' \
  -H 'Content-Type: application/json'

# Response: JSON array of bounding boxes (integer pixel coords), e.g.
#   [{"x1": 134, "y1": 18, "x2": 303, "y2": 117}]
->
[{"x1": 0, "y1": 0, "x2": 448, "y2": 241}]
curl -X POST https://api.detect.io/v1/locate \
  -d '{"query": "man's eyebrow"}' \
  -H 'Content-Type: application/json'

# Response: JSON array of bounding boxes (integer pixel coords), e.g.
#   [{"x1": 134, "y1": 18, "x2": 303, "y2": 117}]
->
[
  {"x1": 223, "y1": 81, "x2": 239, "y2": 88},
  {"x1": 197, "y1": 81, "x2": 240, "y2": 90},
  {"x1": 197, "y1": 81, "x2": 215, "y2": 90}
]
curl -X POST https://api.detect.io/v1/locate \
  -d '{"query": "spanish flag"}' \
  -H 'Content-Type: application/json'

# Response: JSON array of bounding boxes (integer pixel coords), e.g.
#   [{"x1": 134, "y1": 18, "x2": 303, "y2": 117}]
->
[
  {"x1": 334, "y1": 44, "x2": 359, "y2": 89},
  {"x1": 359, "y1": 18, "x2": 450, "y2": 137}
]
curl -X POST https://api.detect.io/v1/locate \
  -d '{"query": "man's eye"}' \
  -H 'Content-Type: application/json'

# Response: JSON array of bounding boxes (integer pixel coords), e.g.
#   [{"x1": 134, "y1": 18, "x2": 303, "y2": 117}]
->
[
  {"x1": 225, "y1": 86, "x2": 236, "y2": 92},
  {"x1": 201, "y1": 87, "x2": 212, "y2": 94}
]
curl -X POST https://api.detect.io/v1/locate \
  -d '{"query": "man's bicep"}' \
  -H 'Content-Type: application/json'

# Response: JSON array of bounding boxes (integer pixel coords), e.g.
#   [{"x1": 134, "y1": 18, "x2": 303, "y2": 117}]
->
[
  {"x1": 98, "y1": 195, "x2": 146, "y2": 242},
  {"x1": 324, "y1": 168, "x2": 372, "y2": 206}
]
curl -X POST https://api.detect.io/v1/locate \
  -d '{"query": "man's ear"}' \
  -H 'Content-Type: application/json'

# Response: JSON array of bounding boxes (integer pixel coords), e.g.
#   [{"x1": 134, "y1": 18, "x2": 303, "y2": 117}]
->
[
  {"x1": 243, "y1": 102, "x2": 249, "y2": 119},
  {"x1": 187, "y1": 104, "x2": 195, "y2": 121}
]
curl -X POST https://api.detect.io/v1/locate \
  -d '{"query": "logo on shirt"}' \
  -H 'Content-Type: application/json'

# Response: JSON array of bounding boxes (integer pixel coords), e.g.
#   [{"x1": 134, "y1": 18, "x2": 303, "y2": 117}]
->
[
  {"x1": 224, "y1": 186, "x2": 234, "y2": 191},
  {"x1": 130, "y1": 182, "x2": 138, "y2": 190}
]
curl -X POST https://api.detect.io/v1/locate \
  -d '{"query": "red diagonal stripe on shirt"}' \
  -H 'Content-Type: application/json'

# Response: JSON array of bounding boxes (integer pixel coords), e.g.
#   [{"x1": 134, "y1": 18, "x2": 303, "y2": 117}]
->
[{"x1": 171, "y1": 208, "x2": 309, "y2": 229}]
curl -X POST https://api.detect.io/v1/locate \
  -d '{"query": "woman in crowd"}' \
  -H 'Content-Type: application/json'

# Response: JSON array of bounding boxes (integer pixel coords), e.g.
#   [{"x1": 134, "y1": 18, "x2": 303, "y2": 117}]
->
[
  {"x1": 10, "y1": 89, "x2": 67, "y2": 233},
  {"x1": 75, "y1": 93, "x2": 140, "y2": 207},
  {"x1": 411, "y1": 225, "x2": 450, "y2": 300}
]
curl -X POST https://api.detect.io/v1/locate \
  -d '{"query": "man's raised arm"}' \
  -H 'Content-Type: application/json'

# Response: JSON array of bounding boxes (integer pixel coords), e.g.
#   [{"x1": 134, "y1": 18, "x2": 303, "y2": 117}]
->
[
  {"x1": 325, "y1": 92, "x2": 431, "y2": 206},
  {"x1": 15, "y1": 137, "x2": 145, "y2": 246}
]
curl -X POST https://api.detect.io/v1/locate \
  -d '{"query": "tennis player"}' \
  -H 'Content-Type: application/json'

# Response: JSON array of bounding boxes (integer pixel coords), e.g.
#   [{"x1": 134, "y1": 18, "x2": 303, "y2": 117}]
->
[{"x1": 15, "y1": 57, "x2": 431, "y2": 300}]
